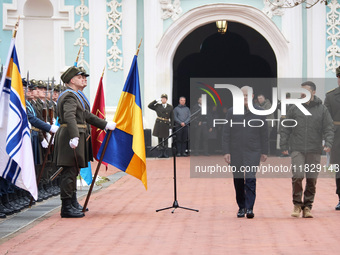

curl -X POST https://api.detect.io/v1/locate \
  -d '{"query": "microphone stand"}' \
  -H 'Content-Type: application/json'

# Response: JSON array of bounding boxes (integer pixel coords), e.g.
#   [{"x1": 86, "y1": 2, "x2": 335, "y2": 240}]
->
[{"x1": 152, "y1": 109, "x2": 201, "y2": 213}]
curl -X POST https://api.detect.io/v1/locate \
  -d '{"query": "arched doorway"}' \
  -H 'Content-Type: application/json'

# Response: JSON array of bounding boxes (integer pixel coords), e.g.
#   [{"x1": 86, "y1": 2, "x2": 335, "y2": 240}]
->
[{"x1": 172, "y1": 21, "x2": 277, "y2": 108}]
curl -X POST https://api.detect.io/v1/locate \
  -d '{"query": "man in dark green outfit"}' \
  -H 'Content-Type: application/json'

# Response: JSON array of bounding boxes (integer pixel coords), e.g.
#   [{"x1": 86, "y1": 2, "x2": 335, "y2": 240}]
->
[{"x1": 54, "y1": 66, "x2": 116, "y2": 218}]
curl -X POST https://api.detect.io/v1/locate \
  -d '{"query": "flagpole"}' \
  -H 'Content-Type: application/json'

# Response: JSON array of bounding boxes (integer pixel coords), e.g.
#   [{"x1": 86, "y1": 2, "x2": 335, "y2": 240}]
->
[
  {"x1": 101, "y1": 66, "x2": 105, "y2": 78},
  {"x1": 136, "y1": 38, "x2": 143, "y2": 56},
  {"x1": 12, "y1": 16, "x2": 20, "y2": 38},
  {"x1": 74, "y1": 46, "x2": 82, "y2": 66},
  {"x1": 82, "y1": 130, "x2": 112, "y2": 212}
]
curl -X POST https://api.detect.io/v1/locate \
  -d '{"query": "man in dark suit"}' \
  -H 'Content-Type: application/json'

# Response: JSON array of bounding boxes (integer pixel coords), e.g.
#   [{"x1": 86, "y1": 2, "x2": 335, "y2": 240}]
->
[
  {"x1": 148, "y1": 94, "x2": 173, "y2": 158},
  {"x1": 325, "y1": 67, "x2": 340, "y2": 210},
  {"x1": 54, "y1": 66, "x2": 116, "y2": 218},
  {"x1": 222, "y1": 86, "x2": 268, "y2": 219}
]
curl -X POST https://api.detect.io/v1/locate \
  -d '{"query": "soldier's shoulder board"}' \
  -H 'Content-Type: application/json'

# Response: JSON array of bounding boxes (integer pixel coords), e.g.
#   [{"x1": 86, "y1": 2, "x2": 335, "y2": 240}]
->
[{"x1": 326, "y1": 87, "x2": 337, "y2": 94}]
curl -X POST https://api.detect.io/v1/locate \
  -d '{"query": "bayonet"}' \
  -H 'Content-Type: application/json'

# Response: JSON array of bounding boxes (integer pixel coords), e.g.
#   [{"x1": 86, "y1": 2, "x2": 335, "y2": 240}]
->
[{"x1": 0, "y1": 64, "x2": 3, "y2": 80}]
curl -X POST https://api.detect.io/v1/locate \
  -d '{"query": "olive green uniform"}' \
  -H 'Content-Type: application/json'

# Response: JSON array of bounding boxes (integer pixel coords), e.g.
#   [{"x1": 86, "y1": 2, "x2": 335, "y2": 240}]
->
[{"x1": 53, "y1": 87, "x2": 107, "y2": 199}]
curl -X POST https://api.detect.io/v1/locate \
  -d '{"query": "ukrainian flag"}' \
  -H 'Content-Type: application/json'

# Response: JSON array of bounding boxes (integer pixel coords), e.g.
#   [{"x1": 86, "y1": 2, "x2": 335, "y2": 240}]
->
[
  {"x1": 0, "y1": 38, "x2": 37, "y2": 200},
  {"x1": 97, "y1": 55, "x2": 147, "y2": 189}
]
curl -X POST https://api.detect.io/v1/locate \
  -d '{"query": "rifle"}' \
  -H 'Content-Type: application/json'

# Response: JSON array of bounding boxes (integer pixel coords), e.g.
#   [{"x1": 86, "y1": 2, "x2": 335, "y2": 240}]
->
[
  {"x1": 25, "y1": 71, "x2": 29, "y2": 98},
  {"x1": 42, "y1": 79, "x2": 48, "y2": 123},
  {"x1": 48, "y1": 77, "x2": 54, "y2": 124}
]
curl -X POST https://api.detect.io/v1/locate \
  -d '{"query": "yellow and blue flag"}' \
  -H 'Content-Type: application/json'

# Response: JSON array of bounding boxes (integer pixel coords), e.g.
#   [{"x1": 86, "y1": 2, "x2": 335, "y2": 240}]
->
[
  {"x1": 0, "y1": 38, "x2": 37, "y2": 200},
  {"x1": 97, "y1": 55, "x2": 147, "y2": 189}
]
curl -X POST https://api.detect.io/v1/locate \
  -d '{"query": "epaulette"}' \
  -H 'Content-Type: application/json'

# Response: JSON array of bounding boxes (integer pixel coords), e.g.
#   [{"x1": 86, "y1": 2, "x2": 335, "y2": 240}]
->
[{"x1": 326, "y1": 87, "x2": 337, "y2": 94}]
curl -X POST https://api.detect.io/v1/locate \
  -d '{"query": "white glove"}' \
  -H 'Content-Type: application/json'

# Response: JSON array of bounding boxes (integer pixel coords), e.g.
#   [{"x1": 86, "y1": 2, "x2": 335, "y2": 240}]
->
[
  {"x1": 41, "y1": 139, "x2": 48, "y2": 148},
  {"x1": 106, "y1": 121, "x2": 116, "y2": 130},
  {"x1": 49, "y1": 124, "x2": 59, "y2": 133},
  {"x1": 156, "y1": 98, "x2": 162, "y2": 104},
  {"x1": 46, "y1": 132, "x2": 51, "y2": 142},
  {"x1": 69, "y1": 137, "x2": 79, "y2": 149},
  {"x1": 51, "y1": 136, "x2": 55, "y2": 145}
]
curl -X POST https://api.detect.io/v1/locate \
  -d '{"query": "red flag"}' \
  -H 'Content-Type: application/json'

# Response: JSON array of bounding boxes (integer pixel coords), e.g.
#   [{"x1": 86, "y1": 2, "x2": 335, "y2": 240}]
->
[{"x1": 91, "y1": 76, "x2": 108, "y2": 168}]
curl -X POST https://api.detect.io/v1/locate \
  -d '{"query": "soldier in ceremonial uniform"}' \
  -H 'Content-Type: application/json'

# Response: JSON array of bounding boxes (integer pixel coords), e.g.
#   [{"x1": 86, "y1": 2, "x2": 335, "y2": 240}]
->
[
  {"x1": 54, "y1": 66, "x2": 116, "y2": 218},
  {"x1": 325, "y1": 66, "x2": 340, "y2": 210},
  {"x1": 148, "y1": 94, "x2": 173, "y2": 158}
]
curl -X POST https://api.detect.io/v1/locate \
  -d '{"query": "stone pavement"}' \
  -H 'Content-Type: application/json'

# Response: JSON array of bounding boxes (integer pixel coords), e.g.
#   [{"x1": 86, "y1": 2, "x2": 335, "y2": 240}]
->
[{"x1": 1, "y1": 156, "x2": 340, "y2": 254}]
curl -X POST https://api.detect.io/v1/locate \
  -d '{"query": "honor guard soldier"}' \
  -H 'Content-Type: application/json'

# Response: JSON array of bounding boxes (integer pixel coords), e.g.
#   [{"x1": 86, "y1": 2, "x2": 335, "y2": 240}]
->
[
  {"x1": 54, "y1": 66, "x2": 116, "y2": 218},
  {"x1": 325, "y1": 66, "x2": 340, "y2": 210},
  {"x1": 148, "y1": 94, "x2": 174, "y2": 158}
]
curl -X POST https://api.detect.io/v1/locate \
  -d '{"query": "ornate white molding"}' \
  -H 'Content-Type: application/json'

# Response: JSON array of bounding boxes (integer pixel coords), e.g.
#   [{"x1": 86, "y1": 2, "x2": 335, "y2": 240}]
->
[
  {"x1": 74, "y1": 0, "x2": 89, "y2": 69},
  {"x1": 160, "y1": 0, "x2": 182, "y2": 20},
  {"x1": 262, "y1": 0, "x2": 285, "y2": 18},
  {"x1": 326, "y1": 0, "x2": 340, "y2": 73},
  {"x1": 106, "y1": 0, "x2": 123, "y2": 72}
]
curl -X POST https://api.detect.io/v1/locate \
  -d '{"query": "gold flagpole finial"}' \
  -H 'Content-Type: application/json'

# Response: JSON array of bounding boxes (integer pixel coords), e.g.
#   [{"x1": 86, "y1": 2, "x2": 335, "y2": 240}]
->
[
  {"x1": 12, "y1": 16, "x2": 20, "y2": 38},
  {"x1": 101, "y1": 66, "x2": 106, "y2": 78},
  {"x1": 136, "y1": 38, "x2": 143, "y2": 56}
]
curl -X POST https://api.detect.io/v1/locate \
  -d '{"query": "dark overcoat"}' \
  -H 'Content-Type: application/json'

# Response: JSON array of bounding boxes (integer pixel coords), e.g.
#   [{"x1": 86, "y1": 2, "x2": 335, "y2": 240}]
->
[
  {"x1": 222, "y1": 106, "x2": 268, "y2": 167},
  {"x1": 53, "y1": 88, "x2": 107, "y2": 168},
  {"x1": 325, "y1": 86, "x2": 340, "y2": 165},
  {"x1": 148, "y1": 100, "x2": 173, "y2": 138}
]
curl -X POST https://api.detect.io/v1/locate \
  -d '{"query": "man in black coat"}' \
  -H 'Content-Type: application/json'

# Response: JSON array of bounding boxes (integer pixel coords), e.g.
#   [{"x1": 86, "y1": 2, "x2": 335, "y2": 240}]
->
[
  {"x1": 222, "y1": 86, "x2": 268, "y2": 219},
  {"x1": 325, "y1": 67, "x2": 340, "y2": 210},
  {"x1": 148, "y1": 94, "x2": 173, "y2": 158}
]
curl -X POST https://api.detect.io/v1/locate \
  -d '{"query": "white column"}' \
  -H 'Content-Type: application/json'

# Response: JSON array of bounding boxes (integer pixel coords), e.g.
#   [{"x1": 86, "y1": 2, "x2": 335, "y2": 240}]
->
[
  {"x1": 89, "y1": 0, "x2": 107, "y2": 105},
  {"x1": 122, "y1": 0, "x2": 137, "y2": 80},
  {"x1": 281, "y1": 5, "x2": 303, "y2": 78},
  {"x1": 307, "y1": 4, "x2": 326, "y2": 99},
  {"x1": 144, "y1": 0, "x2": 164, "y2": 145}
]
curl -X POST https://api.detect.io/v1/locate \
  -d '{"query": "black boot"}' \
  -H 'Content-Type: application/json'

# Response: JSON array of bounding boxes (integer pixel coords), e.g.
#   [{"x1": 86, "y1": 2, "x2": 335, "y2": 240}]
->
[
  {"x1": 71, "y1": 192, "x2": 88, "y2": 212},
  {"x1": 0, "y1": 196, "x2": 13, "y2": 215},
  {"x1": 3, "y1": 194, "x2": 20, "y2": 213},
  {"x1": 60, "y1": 198, "x2": 85, "y2": 218},
  {"x1": 336, "y1": 194, "x2": 340, "y2": 210},
  {"x1": 0, "y1": 212, "x2": 6, "y2": 218}
]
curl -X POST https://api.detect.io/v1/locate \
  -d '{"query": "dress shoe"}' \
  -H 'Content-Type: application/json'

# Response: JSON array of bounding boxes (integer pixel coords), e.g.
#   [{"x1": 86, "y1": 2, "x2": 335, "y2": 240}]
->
[
  {"x1": 246, "y1": 209, "x2": 255, "y2": 218},
  {"x1": 237, "y1": 208, "x2": 245, "y2": 218},
  {"x1": 182, "y1": 152, "x2": 188, "y2": 157},
  {"x1": 335, "y1": 201, "x2": 340, "y2": 210},
  {"x1": 176, "y1": 153, "x2": 181, "y2": 157},
  {"x1": 0, "y1": 212, "x2": 6, "y2": 218}
]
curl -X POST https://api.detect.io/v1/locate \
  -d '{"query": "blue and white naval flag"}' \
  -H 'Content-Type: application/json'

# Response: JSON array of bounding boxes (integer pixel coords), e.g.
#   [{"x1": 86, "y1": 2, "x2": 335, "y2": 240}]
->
[{"x1": 0, "y1": 38, "x2": 37, "y2": 200}]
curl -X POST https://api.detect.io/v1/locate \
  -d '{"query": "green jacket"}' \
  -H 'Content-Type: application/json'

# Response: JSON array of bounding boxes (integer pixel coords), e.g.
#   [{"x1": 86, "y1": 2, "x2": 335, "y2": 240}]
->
[
  {"x1": 280, "y1": 96, "x2": 334, "y2": 154},
  {"x1": 53, "y1": 88, "x2": 107, "y2": 167}
]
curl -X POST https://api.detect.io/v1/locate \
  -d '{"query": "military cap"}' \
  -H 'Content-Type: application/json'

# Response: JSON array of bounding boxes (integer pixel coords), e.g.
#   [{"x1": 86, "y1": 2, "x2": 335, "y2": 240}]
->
[
  {"x1": 22, "y1": 78, "x2": 27, "y2": 87},
  {"x1": 61, "y1": 66, "x2": 83, "y2": 83},
  {"x1": 78, "y1": 66, "x2": 89, "y2": 77},
  {"x1": 161, "y1": 93, "x2": 168, "y2": 99},
  {"x1": 54, "y1": 85, "x2": 61, "y2": 92},
  {"x1": 336, "y1": 66, "x2": 340, "y2": 77},
  {"x1": 37, "y1": 80, "x2": 47, "y2": 89},
  {"x1": 29, "y1": 79, "x2": 37, "y2": 90}
]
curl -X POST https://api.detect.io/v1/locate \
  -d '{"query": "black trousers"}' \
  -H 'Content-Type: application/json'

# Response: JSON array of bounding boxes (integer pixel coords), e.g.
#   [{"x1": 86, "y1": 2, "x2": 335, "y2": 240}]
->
[
  {"x1": 60, "y1": 166, "x2": 77, "y2": 200},
  {"x1": 174, "y1": 125, "x2": 188, "y2": 154},
  {"x1": 158, "y1": 138, "x2": 168, "y2": 150},
  {"x1": 233, "y1": 168, "x2": 256, "y2": 210}
]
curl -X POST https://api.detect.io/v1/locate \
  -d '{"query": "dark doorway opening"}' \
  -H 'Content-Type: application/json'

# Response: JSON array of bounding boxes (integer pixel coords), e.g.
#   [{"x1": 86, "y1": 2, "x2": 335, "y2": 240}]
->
[{"x1": 172, "y1": 21, "x2": 278, "y2": 155}]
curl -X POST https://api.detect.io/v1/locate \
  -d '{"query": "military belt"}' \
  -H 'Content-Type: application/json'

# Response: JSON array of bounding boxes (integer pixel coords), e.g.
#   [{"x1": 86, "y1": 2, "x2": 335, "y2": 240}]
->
[
  {"x1": 334, "y1": 121, "x2": 340, "y2": 126},
  {"x1": 31, "y1": 127, "x2": 40, "y2": 132},
  {"x1": 157, "y1": 117, "x2": 170, "y2": 121},
  {"x1": 60, "y1": 123, "x2": 87, "y2": 129}
]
